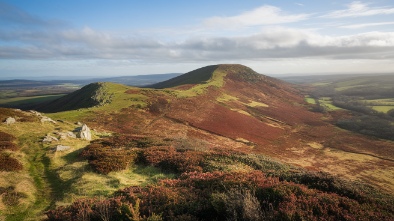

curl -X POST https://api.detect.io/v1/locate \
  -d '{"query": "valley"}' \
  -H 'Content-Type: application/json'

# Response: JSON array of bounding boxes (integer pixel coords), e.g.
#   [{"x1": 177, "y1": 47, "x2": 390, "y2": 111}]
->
[{"x1": 0, "y1": 64, "x2": 393, "y2": 220}]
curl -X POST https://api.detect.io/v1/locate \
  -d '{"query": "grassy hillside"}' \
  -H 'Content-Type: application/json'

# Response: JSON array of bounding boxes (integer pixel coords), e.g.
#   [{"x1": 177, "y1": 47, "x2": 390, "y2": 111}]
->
[
  {"x1": 1, "y1": 65, "x2": 394, "y2": 220},
  {"x1": 149, "y1": 65, "x2": 218, "y2": 89},
  {"x1": 36, "y1": 82, "x2": 117, "y2": 113}
]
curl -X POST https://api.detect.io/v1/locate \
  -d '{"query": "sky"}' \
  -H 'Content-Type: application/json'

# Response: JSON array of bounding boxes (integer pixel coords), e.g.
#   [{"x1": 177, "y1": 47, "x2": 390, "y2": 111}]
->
[{"x1": 1, "y1": 0, "x2": 394, "y2": 79}]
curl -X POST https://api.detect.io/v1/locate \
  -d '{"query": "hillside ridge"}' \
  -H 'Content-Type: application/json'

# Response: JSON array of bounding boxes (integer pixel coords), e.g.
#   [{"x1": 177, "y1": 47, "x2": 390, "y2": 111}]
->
[{"x1": 36, "y1": 82, "x2": 116, "y2": 113}]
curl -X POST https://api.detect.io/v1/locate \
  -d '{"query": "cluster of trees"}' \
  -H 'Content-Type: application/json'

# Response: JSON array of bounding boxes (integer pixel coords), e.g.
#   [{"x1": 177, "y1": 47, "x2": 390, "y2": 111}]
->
[
  {"x1": 330, "y1": 96, "x2": 394, "y2": 140},
  {"x1": 336, "y1": 115, "x2": 394, "y2": 140},
  {"x1": 338, "y1": 86, "x2": 394, "y2": 99},
  {"x1": 307, "y1": 83, "x2": 394, "y2": 140},
  {"x1": 332, "y1": 96, "x2": 379, "y2": 115}
]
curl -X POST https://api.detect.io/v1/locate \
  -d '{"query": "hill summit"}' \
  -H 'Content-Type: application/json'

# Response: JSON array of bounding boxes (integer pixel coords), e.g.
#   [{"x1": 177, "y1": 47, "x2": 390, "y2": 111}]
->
[{"x1": 150, "y1": 64, "x2": 266, "y2": 89}]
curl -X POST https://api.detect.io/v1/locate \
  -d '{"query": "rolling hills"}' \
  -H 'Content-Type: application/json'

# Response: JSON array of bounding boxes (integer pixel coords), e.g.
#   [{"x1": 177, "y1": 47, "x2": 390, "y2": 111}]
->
[{"x1": 0, "y1": 64, "x2": 393, "y2": 220}]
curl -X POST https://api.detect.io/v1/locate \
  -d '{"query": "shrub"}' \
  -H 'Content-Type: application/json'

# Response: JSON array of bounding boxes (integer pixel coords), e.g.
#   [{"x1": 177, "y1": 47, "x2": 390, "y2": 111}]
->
[
  {"x1": 140, "y1": 146, "x2": 206, "y2": 173},
  {"x1": 387, "y1": 109, "x2": 394, "y2": 118},
  {"x1": 0, "y1": 131, "x2": 16, "y2": 141},
  {"x1": 0, "y1": 154, "x2": 23, "y2": 171},
  {"x1": 0, "y1": 141, "x2": 18, "y2": 151},
  {"x1": 80, "y1": 142, "x2": 137, "y2": 175},
  {"x1": 148, "y1": 98, "x2": 169, "y2": 114},
  {"x1": 48, "y1": 170, "x2": 394, "y2": 221},
  {"x1": 0, "y1": 186, "x2": 26, "y2": 207},
  {"x1": 211, "y1": 188, "x2": 263, "y2": 221}
]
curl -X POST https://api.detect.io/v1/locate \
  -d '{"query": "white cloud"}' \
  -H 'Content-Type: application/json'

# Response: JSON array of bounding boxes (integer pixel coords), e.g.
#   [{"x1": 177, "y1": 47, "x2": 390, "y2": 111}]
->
[
  {"x1": 203, "y1": 5, "x2": 309, "y2": 28},
  {"x1": 323, "y1": 1, "x2": 394, "y2": 18},
  {"x1": 2, "y1": 26, "x2": 394, "y2": 61},
  {"x1": 339, "y1": 22, "x2": 394, "y2": 29}
]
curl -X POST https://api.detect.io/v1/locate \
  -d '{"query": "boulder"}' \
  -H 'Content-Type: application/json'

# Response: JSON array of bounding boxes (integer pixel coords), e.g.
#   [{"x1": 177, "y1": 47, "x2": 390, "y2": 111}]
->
[
  {"x1": 55, "y1": 145, "x2": 71, "y2": 152},
  {"x1": 78, "y1": 124, "x2": 92, "y2": 141},
  {"x1": 4, "y1": 117, "x2": 16, "y2": 125},
  {"x1": 41, "y1": 116, "x2": 56, "y2": 123},
  {"x1": 43, "y1": 135, "x2": 58, "y2": 142}
]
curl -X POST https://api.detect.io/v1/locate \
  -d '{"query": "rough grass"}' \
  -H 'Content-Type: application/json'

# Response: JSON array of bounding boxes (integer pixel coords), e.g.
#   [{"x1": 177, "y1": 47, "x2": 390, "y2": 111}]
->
[
  {"x1": 174, "y1": 68, "x2": 227, "y2": 98},
  {"x1": 0, "y1": 123, "x2": 52, "y2": 220},
  {"x1": 246, "y1": 101, "x2": 269, "y2": 107},
  {"x1": 216, "y1": 93, "x2": 238, "y2": 103}
]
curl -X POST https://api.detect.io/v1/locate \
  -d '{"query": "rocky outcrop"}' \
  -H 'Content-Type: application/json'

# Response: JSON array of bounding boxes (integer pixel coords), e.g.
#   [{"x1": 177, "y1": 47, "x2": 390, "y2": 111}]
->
[
  {"x1": 78, "y1": 124, "x2": 92, "y2": 141},
  {"x1": 4, "y1": 117, "x2": 16, "y2": 125}
]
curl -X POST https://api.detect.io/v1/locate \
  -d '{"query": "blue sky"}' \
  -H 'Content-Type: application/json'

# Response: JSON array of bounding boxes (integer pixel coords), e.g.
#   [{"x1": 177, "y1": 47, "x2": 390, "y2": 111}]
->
[{"x1": 1, "y1": 0, "x2": 394, "y2": 79}]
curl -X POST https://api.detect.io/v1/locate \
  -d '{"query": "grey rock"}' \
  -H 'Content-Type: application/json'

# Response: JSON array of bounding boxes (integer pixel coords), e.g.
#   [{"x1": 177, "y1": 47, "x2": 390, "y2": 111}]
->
[
  {"x1": 78, "y1": 124, "x2": 92, "y2": 141},
  {"x1": 55, "y1": 145, "x2": 71, "y2": 152},
  {"x1": 4, "y1": 117, "x2": 16, "y2": 125}
]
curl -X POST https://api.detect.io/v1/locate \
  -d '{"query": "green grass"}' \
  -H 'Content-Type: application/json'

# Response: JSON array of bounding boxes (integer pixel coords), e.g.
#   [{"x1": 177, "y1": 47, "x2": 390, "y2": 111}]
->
[
  {"x1": 216, "y1": 93, "x2": 238, "y2": 103},
  {"x1": 47, "y1": 83, "x2": 149, "y2": 121},
  {"x1": 305, "y1": 96, "x2": 341, "y2": 111},
  {"x1": 319, "y1": 99, "x2": 342, "y2": 111},
  {"x1": 370, "y1": 106, "x2": 394, "y2": 113},
  {"x1": 305, "y1": 97, "x2": 316, "y2": 104},
  {"x1": 174, "y1": 68, "x2": 227, "y2": 98},
  {"x1": 311, "y1": 82, "x2": 331, "y2": 86}
]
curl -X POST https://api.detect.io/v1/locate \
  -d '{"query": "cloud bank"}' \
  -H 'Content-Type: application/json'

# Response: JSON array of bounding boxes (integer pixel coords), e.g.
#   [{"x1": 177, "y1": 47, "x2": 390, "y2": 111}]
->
[{"x1": 1, "y1": 1, "x2": 394, "y2": 76}]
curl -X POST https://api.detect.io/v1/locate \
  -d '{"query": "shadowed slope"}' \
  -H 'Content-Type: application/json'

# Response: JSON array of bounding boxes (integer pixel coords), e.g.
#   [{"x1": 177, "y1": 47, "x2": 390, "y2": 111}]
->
[{"x1": 36, "y1": 82, "x2": 114, "y2": 113}]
